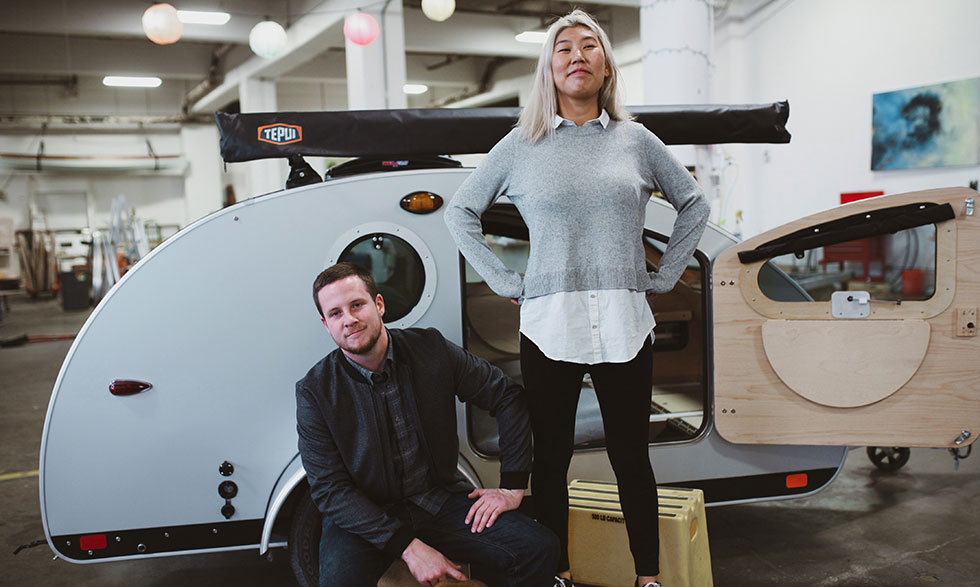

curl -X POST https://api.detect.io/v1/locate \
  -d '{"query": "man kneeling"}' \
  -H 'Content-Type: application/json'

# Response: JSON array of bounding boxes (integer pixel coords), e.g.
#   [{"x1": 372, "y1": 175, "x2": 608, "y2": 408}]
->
[{"x1": 296, "y1": 262, "x2": 559, "y2": 586}]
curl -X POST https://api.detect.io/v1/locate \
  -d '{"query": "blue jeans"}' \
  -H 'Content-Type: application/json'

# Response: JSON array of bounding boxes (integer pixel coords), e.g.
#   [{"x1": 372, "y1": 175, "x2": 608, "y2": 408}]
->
[{"x1": 319, "y1": 492, "x2": 559, "y2": 587}]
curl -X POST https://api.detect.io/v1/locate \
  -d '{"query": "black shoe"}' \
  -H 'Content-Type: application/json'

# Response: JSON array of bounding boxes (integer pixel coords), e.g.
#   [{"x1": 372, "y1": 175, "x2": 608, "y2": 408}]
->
[{"x1": 553, "y1": 576, "x2": 574, "y2": 587}]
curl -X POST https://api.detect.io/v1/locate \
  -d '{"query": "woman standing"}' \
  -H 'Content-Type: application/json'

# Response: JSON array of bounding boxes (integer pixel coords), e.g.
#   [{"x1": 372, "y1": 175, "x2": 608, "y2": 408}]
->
[{"x1": 445, "y1": 10, "x2": 709, "y2": 587}]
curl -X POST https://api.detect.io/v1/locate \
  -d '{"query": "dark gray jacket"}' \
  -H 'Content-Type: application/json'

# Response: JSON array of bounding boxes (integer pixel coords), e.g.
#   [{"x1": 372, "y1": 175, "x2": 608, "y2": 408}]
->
[{"x1": 296, "y1": 327, "x2": 531, "y2": 557}]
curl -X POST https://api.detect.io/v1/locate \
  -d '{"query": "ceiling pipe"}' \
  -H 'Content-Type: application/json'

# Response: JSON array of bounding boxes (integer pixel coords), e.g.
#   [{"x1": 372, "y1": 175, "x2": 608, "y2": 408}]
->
[
  {"x1": 431, "y1": 56, "x2": 510, "y2": 107},
  {"x1": 182, "y1": 44, "x2": 235, "y2": 114},
  {"x1": 0, "y1": 114, "x2": 211, "y2": 135},
  {"x1": 0, "y1": 75, "x2": 78, "y2": 96}
]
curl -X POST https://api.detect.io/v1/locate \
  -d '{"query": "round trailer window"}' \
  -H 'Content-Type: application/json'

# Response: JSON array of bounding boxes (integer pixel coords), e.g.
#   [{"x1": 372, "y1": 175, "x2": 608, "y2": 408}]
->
[{"x1": 338, "y1": 233, "x2": 425, "y2": 323}]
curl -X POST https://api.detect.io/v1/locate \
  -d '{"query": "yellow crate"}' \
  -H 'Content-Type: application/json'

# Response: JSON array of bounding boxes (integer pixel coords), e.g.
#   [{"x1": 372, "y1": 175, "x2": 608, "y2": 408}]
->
[
  {"x1": 567, "y1": 480, "x2": 713, "y2": 587},
  {"x1": 570, "y1": 480, "x2": 706, "y2": 510}
]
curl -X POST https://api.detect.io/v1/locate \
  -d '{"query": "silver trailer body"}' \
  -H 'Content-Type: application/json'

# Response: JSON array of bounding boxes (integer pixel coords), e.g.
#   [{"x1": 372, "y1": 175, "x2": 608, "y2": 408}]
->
[{"x1": 39, "y1": 167, "x2": 852, "y2": 565}]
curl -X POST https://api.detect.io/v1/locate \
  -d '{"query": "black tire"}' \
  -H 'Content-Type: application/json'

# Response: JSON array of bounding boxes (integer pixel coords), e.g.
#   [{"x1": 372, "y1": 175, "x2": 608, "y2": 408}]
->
[
  {"x1": 288, "y1": 488, "x2": 321, "y2": 587},
  {"x1": 866, "y1": 446, "x2": 911, "y2": 471}
]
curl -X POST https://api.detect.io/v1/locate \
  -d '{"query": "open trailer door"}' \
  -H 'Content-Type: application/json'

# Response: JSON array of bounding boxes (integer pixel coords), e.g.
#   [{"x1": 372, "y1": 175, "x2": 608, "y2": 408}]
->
[{"x1": 713, "y1": 187, "x2": 979, "y2": 448}]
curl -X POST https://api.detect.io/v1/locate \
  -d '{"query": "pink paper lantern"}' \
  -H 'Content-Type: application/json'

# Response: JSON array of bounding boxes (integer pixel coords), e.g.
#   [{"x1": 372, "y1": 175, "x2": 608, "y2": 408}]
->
[{"x1": 344, "y1": 12, "x2": 380, "y2": 47}]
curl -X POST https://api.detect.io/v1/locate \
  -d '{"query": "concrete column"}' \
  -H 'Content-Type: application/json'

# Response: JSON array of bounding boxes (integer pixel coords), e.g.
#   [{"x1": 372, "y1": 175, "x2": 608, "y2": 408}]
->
[
  {"x1": 239, "y1": 77, "x2": 285, "y2": 195},
  {"x1": 346, "y1": 3, "x2": 407, "y2": 109},
  {"x1": 641, "y1": 0, "x2": 717, "y2": 215},
  {"x1": 180, "y1": 124, "x2": 223, "y2": 224},
  {"x1": 641, "y1": 0, "x2": 712, "y2": 167},
  {"x1": 641, "y1": 0, "x2": 711, "y2": 104}
]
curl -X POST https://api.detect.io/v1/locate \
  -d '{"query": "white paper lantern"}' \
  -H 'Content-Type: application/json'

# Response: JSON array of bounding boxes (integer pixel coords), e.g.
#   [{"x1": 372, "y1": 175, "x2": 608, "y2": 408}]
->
[
  {"x1": 421, "y1": 0, "x2": 455, "y2": 22},
  {"x1": 344, "y1": 13, "x2": 380, "y2": 47},
  {"x1": 249, "y1": 20, "x2": 288, "y2": 58},
  {"x1": 142, "y1": 3, "x2": 183, "y2": 45}
]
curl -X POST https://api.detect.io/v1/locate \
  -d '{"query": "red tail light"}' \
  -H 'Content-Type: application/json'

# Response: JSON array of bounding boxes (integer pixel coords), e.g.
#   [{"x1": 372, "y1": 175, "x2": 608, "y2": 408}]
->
[
  {"x1": 109, "y1": 380, "x2": 153, "y2": 396},
  {"x1": 79, "y1": 534, "x2": 107, "y2": 550},
  {"x1": 785, "y1": 473, "x2": 808, "y2": 489}
]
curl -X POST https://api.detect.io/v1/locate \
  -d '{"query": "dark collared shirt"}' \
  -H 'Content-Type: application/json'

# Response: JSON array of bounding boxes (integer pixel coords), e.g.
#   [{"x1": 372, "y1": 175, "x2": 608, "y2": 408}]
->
[{"x1": 344, "y1": 334, "x2": 449, "y2": 515}]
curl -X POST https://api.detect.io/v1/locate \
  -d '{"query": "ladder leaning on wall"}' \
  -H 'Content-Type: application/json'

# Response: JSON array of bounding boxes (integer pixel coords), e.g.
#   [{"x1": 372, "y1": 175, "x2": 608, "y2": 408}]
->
[{"x1": 92, "y1": 195, "x2": 150, "y2": 304}]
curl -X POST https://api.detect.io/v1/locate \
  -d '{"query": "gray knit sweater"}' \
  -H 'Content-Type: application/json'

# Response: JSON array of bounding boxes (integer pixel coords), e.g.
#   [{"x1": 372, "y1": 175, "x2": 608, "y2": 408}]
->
[{"x1": 445, "y1": 119, "x2": 710, "y2": 299}]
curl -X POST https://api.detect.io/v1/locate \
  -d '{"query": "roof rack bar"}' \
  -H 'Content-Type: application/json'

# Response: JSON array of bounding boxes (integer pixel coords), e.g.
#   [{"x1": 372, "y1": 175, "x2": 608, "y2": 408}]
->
[{"x1": 216, "y1": 102, "x2": 791, "y2": 163}]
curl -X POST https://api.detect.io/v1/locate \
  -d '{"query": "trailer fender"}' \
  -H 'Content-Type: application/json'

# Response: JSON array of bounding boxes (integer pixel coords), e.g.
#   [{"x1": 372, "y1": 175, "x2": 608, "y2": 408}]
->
[
  {"x1": 260, "y1": 453, "x2": 484, "y2": 555},
  {"x1": 261, "y1": 455, "x2": 306, "y2": 555}
]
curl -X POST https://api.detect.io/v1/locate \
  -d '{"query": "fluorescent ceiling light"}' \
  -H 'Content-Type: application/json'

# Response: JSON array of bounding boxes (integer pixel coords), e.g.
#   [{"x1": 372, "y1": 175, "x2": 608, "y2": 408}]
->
[
  {"x1": 515, "y1": 31, "x2": 548, "y2": 44},
  {"x1": 103, "y1": 76, "x2": 162, "y2": 88},
  {"x1": 177, "y1": 10, "x2": 231, "y2": 25},
  {"x1": 403, "y1": 84, "x2": 429, "y2": 95}
]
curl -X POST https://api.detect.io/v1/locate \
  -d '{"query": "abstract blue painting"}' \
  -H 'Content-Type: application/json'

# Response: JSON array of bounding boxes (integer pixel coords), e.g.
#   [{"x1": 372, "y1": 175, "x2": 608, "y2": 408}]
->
[{"x1": 871, "y1": 78, "x2": 980, "y2": 171}]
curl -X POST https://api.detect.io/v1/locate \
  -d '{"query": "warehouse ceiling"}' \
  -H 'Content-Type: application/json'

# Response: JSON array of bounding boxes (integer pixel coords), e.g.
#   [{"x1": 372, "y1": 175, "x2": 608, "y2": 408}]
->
[{"x1": 0, "y1": 0, "x2": 749, "y2": 118}]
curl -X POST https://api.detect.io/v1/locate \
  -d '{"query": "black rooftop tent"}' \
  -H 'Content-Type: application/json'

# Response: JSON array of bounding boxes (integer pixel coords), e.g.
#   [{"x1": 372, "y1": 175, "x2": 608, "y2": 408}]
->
[{"x1": 215, "y1": 102, "x2": 791, "y2": 163}]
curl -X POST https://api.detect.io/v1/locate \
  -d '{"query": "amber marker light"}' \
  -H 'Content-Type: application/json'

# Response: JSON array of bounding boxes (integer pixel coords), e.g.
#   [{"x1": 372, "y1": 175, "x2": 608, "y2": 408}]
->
[
  {"x1": 400, "y1": 191, "x2": 444, "y2": 214},
  {"x1": 109, "y1": 380, "x2": 153, "y2": 396},
  {"x1": 785, "y1": 473, "x2": 808, "y2": 489}
]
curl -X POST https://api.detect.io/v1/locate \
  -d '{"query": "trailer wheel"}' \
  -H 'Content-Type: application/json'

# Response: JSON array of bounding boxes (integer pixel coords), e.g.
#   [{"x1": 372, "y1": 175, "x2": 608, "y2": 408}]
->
[
  {"x1": 288, "y1": 488, "x2": 320, "y2": 587},
  {"x1": 866, "y1": 446, "x2": 910, "y2": 472}
]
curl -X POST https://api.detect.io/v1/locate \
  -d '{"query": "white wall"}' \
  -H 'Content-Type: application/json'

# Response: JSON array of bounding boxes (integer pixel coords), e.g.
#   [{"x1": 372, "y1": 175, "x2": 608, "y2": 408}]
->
[{"x1": 713, "y1": 0, "x2": 980, "y2": 238}]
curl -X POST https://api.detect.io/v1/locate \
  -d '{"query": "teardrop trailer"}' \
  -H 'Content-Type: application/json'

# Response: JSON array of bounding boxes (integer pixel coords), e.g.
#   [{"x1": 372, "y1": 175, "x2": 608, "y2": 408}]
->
[{"x1": 38, "y1": 104, "x2": 979, "y2": 586}]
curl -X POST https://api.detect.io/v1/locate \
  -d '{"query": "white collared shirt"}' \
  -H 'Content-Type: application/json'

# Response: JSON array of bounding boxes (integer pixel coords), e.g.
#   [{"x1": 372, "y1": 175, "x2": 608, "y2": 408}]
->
[
  {"x1": 553, "y1": 109, "x2": 610, "y2": 129},
  {"x1": 519, "y1": 109, "x2": 655, "y2": 364}
]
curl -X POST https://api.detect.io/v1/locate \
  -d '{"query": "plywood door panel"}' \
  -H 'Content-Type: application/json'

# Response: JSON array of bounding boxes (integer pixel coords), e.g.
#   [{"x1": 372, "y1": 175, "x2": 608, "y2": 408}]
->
[{"x1": 713, "y1": 187, "x2": 980, "y2": 447}]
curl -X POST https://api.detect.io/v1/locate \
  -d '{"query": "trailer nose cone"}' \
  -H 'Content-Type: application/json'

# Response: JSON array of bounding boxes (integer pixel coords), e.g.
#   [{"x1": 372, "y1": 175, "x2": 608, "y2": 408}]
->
[{"x1": 109, "y1": 380, "x2": 153, "y2": 396}]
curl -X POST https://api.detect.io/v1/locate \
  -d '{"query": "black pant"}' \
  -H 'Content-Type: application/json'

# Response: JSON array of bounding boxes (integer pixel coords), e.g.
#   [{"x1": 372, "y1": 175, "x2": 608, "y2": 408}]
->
[{"x1": 521, "y1": 334, "x2": 659, "y2": 577}]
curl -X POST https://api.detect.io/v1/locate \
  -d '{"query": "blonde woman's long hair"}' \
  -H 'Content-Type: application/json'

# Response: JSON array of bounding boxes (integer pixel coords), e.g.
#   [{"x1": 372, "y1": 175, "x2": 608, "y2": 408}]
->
[{"x1": 517, "y1": 10, "x2": 631, "y2": 143}]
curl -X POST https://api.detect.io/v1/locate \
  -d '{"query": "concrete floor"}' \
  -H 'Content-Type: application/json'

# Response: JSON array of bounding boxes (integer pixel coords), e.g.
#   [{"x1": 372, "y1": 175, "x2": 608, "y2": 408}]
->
[{"x1": 2, "y1": 294, "x2": 979, "y2": 587}]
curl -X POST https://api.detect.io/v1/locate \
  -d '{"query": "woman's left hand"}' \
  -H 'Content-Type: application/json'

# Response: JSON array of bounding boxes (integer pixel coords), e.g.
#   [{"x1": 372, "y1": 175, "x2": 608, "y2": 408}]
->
[{"x1": 464, "y1": 488, "x2": 525, "y2": 533}]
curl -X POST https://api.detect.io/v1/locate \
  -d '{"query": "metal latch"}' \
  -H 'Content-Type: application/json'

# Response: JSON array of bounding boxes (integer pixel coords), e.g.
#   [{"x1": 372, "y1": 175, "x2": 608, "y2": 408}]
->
[
  {"x1": 967, "y1": 198, "x2": 974, "y2": 216},
  {"x1": 950, "y1": 430, "x2": 973, "y2": 470},
  {"x1": 832, "y1": 291, "x2": 870, "y2": 318}
]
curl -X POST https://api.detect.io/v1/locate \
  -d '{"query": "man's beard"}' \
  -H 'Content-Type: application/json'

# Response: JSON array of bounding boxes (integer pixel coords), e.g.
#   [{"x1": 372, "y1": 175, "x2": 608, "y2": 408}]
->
[{"x1": 342, "y1": 326, "x2": 381, "y2": 355}]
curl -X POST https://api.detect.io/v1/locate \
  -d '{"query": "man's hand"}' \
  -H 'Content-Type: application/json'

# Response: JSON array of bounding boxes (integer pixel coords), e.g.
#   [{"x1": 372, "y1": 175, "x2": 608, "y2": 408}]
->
[
  {"x1": 401, "y1": 538, "x2": 468, "y2": 587},
  {"x1": 465, "y1": 488, "x2": 524, "y2": 533}
]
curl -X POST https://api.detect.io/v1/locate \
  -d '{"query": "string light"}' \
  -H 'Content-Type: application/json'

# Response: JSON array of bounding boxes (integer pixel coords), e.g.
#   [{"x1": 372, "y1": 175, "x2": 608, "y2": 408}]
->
[
  {"x1": 142, "y1": 3, "x2": 183, "y2": 45},
  {"x1": 249, "y1": 20, "x2": 288, "y2": 58},
  {"x1": 643, "y1": 46, "x2": 714, "y2": 68},
  {"x1": 421, "y1": 0, "x2": 455, "y2": 22},
  {"x1": 344, "y1": 12, "x2": 380, "y2": 47}
]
